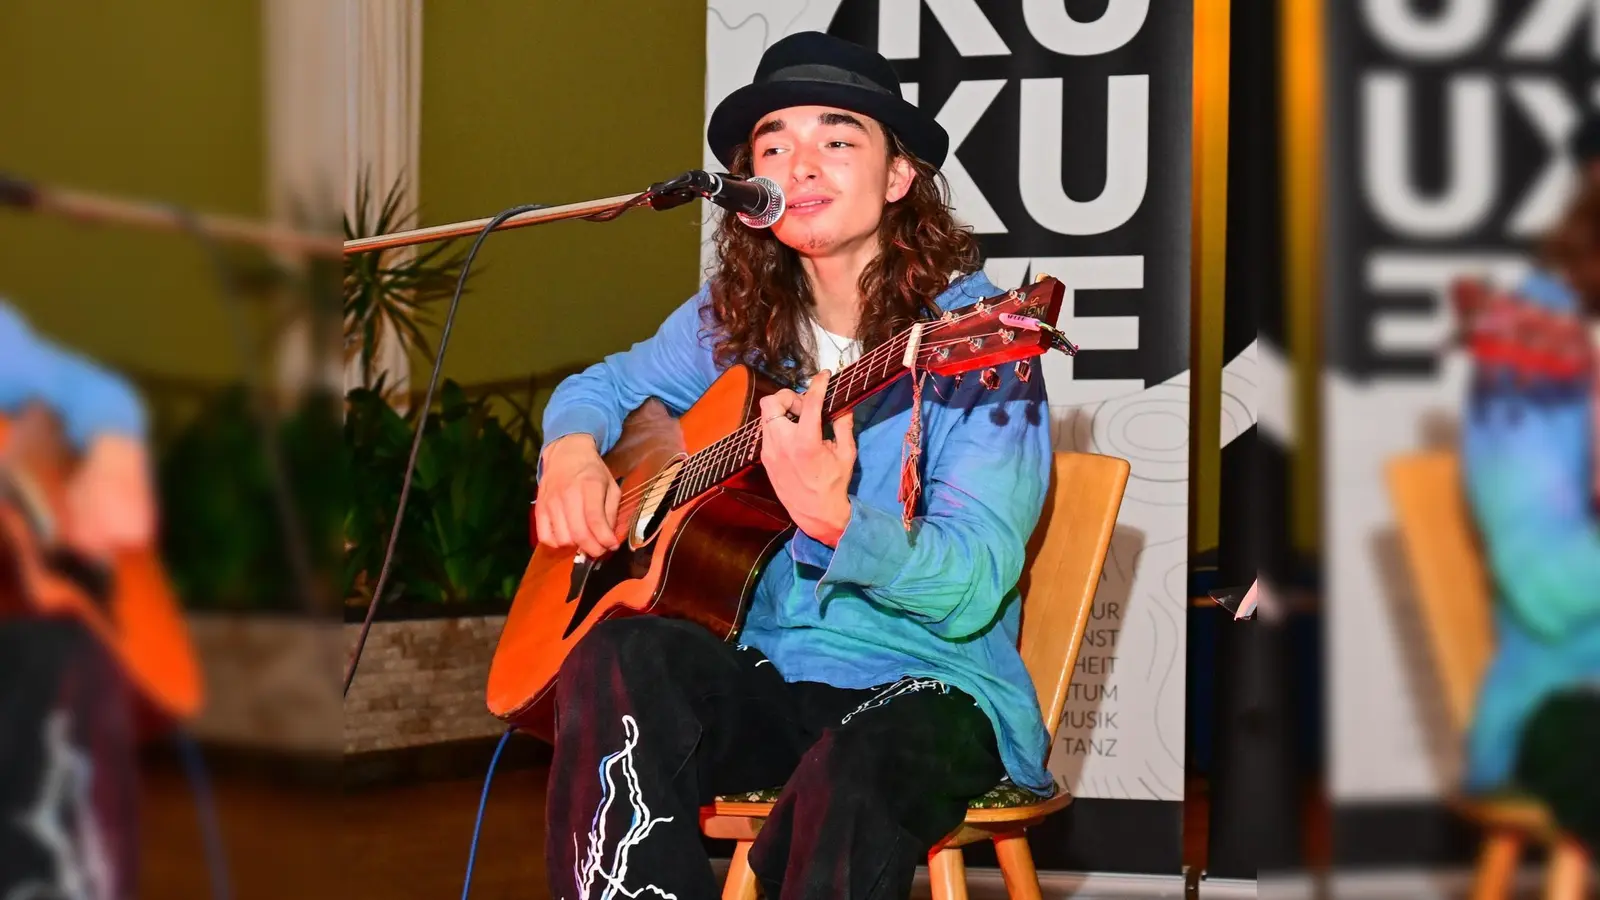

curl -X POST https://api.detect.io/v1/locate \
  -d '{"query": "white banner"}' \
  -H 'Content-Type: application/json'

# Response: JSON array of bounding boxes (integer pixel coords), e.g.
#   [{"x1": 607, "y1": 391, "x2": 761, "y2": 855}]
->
[{"x1": 703, "y1": 0, "x2": 1192, "y2": 802}]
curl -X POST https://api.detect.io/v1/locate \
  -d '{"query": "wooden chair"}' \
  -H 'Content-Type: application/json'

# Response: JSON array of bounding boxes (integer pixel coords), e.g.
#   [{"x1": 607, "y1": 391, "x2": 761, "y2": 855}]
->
[
  {"x1": 1386, "y1": 451, "x2": 1592, "y2": 900},
  {"x1": 703, "y1": 450, "x2": 1131, "y2": 900}
]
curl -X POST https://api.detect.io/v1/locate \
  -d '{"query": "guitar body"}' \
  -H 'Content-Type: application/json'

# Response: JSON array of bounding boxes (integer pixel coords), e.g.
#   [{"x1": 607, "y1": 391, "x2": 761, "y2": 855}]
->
[
  {"x1": 0, "y1": 406, "x2": 203, "y2": 729},
  {"x1": 486, "y1": 365, "x2": 795, "y2": 741}
]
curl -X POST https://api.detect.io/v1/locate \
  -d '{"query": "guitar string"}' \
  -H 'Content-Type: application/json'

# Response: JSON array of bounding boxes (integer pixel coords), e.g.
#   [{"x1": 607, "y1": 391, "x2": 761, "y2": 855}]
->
[
  {"x1": 604, "y1": 298, "x2": 1032, "y2": 535},
  {"x1": 609, "y1": 325, "x2": 1011, "y2": 533},
  {"x1": 610, "y1": 334, "x2": 995, "y2": 540},
  {"x1": 634, "y1": 316, "x2": 968, "y2": 512},
  {"x1": 638, "y1": 326, "x2": 899, "y2": 513},
  {"x1": 631, "y1": 329, "x2": 1006, "y2": 523},
  {"x1": 688, "y1": 332, "x2": 993, "y2": 496},
  {"x1": 630, "y1": 316, "x2": 926, "y2": 510},
  {"x1": 610, "y1": 322, "x2": 926, "y2": 530}
]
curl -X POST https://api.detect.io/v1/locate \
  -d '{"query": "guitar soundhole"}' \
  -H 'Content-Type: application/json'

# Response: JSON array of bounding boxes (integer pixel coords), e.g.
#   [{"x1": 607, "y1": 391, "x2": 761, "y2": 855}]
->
[
  {"x1": 561, "y1": 544, "x2": 653, "y2": 639},
  {"x1": 46, "y1": 549, "x2": 114, "y2": 612},
  {"x1": 560, "y1": 463, "x2": 684, "y2": 640},
  {"x1": 627, "y1": 457, "x2": 685, "y2": 549}
]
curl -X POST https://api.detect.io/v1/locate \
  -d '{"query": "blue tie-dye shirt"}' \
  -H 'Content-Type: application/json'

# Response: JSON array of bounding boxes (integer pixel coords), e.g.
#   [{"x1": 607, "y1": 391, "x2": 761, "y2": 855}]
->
[
  {"x1": 0, "y1": 300, "x2": 146, "y2": 449},
  {"x1": 1461, "y1": 271, "x2": 1600, "y2": 794},
  {"x1": 541, "y1": 271, "x2": 1056, "y2": 794}
]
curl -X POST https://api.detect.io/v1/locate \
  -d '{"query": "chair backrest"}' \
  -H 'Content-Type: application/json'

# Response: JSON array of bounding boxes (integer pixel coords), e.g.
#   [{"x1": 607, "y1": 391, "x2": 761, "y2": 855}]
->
[
  {"x1": 1385, "y1": 450, "x2": 1496, "y2": 738},
  {"x1": 1017, "y1": 451, "x2": 1131, "y2": 746}
]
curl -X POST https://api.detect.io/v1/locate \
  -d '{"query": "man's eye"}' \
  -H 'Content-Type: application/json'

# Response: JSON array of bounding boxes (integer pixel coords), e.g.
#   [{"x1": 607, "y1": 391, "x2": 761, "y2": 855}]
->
[
  {"x1": 826, "y1": 141, "x2": 853, "y2": 149},
  {"x1": 760, "y1": 146, "x2": 786, "y2": 157}
]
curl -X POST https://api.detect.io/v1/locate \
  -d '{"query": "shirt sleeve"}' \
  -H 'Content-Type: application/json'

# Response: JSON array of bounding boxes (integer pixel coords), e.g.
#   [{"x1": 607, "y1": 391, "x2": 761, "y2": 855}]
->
[
  {"x1": 1464, "y1": 394, "x2": 1600, "y2": 643},
  {"x1": 539, "y1": 285, "x2": 719, "y2": 477},
  {"x1": 0, "y1": 300, "x2": 148, "y2": 450},
  {"x1": 797, "y1": 362, "x2": 1053, "y2": 640}
]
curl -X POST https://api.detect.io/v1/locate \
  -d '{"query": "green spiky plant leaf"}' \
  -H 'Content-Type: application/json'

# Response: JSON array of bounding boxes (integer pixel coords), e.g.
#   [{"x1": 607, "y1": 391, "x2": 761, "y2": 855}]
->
[{"x1": 343, "y1": 167, "x2": 480, "y2": 396}]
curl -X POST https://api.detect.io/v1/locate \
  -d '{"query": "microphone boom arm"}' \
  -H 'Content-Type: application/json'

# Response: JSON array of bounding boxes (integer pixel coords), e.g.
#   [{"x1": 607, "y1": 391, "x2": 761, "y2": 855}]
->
[
  {"x1": 1, "y1": 171, "x2": 343, "y2": 259},
  {"x1": 341, "y1": 169, "x2": 767, "y2": 256},
  {"x1": 343, "y1": 190, "x2": 653, "y2": 256}
]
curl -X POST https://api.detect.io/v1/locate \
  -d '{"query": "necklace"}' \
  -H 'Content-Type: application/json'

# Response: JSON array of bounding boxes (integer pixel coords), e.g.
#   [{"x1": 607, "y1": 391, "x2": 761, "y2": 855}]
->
[{"x1": 814, "y1": 320, "x2": 860, "y2": 368}]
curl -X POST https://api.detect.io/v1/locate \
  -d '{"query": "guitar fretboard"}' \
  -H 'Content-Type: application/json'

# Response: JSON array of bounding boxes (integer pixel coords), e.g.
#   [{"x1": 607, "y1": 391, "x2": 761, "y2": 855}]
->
[{"x1": 668, "y1": 325, "x2": 922, "y2": 506}]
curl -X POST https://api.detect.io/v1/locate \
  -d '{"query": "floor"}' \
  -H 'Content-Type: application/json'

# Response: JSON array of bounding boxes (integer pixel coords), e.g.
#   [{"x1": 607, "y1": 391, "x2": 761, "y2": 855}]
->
[
  {"x1": 136, "y1": 759, "x2": 1224, "y2": 899},
  {"x1": 137, "y1": 762, "x2": 550, "y2": 899}
]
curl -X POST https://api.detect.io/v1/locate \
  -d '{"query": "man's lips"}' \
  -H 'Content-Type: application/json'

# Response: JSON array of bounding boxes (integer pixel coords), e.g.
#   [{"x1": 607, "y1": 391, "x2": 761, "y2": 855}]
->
[{"x1": 787, "y1": 196, "x2": 832, "y2": 215}]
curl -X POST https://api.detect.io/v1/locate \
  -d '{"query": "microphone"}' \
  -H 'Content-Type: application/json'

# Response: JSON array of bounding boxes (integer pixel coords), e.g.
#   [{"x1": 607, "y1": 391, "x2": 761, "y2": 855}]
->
[{"x1": 656, "y1": 170, "x2": 785, "y2": 228}]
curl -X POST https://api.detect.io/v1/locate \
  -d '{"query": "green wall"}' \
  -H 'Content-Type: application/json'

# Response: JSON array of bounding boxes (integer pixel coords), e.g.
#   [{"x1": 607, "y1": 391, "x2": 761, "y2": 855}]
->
[
  {"x1": 417, "y1": 2, "x2": 708, "y2": 389},
  {"x1": 0, "y1": 0, "x2": 264, "y2": 383}
]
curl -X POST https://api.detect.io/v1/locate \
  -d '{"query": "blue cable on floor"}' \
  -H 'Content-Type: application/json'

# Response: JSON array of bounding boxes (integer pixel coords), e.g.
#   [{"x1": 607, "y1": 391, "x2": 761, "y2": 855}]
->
[
  {"x1": 173, "y1": 731, "x2": 232, "y2": 900},
  {"x1": 462, "y1": 728, "x2": 516, "y2": 900}
]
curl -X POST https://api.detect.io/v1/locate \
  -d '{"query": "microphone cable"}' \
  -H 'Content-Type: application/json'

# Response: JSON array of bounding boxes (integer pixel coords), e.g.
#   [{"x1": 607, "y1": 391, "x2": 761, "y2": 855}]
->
[
  {"x1": 342, "y1": 187, "x2": 659, "y2": 697},
  {"x1": 173, "y1": 729, "x2": 233, "y2": 900},
  {"x1": 342, "y1": 201, "x2": 547, "y2": 697},
  {"x1": 459, "y1": 727, "x2": 515, "y2": 900}
]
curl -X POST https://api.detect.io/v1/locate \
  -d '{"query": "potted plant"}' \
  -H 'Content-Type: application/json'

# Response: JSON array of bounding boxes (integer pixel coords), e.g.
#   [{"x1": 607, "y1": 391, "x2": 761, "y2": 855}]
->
[{"x1": 343, "y1": 167, "x2": 476, "y2": 404}]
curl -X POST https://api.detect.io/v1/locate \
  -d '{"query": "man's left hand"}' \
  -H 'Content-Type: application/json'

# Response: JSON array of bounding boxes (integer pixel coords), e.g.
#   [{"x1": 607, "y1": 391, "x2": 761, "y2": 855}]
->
[
  {"x1": 760, "y1": 370, "x2": 855, "y2": 547},
  {"x1": 65, "y1": 433, "x2": 156, "y2": 560}
]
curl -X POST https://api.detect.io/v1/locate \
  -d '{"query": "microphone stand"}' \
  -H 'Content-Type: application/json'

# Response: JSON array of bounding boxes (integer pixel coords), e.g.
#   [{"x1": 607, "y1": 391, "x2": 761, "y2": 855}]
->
[
  {"x1": 342, "y1": 174, "x2": 706, "y2": 255},
  {"x1": 340, "y1": 171, "x2": 704, "y2": 696}
]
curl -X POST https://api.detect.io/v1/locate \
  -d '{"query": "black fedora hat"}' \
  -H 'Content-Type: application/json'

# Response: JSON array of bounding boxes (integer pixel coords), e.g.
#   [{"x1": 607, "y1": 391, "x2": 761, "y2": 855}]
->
[{"x1": 707, "y1": 31, "x2": 948, "y2": 170}]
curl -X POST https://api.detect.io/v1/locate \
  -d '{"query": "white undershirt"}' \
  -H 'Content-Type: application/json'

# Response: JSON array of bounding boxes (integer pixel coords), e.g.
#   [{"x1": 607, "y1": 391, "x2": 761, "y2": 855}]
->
[{"x1": 807, "y1": 317, "x2": 861, "y2": 382}]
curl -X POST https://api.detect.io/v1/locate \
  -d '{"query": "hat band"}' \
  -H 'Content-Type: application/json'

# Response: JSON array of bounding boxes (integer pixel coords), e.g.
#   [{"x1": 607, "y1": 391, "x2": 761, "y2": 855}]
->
[{"x1": 763, "y1": 63, "x2": 895, "y2": 96}]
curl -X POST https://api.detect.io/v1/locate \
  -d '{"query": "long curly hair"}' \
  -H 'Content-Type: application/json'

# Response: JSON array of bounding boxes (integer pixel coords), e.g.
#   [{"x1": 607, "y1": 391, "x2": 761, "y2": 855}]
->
[
  {"x1": 703, "y1": 130, "x2": 982, "y2": 386},
  {"x1": 1542, "y1": 176, "x2": 1600, "y2": 316}
]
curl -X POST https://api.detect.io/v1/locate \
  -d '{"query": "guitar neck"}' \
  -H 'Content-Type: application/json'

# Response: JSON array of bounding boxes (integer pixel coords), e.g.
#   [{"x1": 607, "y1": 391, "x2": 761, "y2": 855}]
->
[{"x1": 669, "y1": 327, "x2": 920, "y2": 506}]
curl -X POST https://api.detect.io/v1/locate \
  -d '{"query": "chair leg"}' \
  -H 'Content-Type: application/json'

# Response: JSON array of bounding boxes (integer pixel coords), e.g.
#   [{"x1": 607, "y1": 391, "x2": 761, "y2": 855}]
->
[
  {"x1": 992, "y1": 832, "x2": 1043, "y2": 900},
  {"x1": 1543, "y1": 837, "x2": 1591, "y2": 900},
  {"x1": 723, "y1": 840, "x2": 759, "y2": 900},
  {"x1": 928, "y1": 846, "x2": 968, "y2": 900},
  {"x1": 1471, "y1": 830, "x2": 1523, "y2": 900}
]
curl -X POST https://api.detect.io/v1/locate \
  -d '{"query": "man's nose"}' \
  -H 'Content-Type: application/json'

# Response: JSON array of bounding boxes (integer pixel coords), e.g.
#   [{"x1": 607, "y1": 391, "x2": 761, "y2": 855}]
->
[{"x1": 789, "y1": 146, "x2": 822, "y2": 182}]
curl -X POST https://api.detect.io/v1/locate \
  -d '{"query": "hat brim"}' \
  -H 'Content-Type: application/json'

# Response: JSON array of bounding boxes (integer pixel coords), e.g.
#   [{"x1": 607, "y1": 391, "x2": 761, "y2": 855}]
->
[{"x1": 707, "y1": 79, "x2": 948, "y2": 170}]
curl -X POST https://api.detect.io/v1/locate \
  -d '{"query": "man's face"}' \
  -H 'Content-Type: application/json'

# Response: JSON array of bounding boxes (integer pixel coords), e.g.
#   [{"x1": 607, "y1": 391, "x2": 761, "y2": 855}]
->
[{"x1": 748, "y1": 105, "x2": 914, "y2": 257}]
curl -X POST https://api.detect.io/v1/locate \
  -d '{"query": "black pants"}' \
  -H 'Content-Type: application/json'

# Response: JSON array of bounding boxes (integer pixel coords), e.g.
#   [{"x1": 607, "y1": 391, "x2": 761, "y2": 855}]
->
[
  {"x1": 0, "y1": 618, "x2": 140, "y2": 900},
  {"x1": 546, "y1": 615, "x2": 1004, "y2": 900}
]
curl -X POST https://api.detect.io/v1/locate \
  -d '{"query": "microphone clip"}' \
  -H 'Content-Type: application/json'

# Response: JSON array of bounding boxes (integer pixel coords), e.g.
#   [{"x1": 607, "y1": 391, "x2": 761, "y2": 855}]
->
[
  {"x1": 642, "y1": 173, "x2": 704, "y2": 212},
  {"x1": 642, "y1": 170, "x2": 784, "y2": 228}
]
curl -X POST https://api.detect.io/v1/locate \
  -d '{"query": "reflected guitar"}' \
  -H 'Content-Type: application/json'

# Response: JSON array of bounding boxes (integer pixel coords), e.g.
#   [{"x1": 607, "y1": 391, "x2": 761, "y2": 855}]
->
[
  {"x1": 0, "y1": 405, "x2": 203, "y2": 727},
  {"x1": 1452, "y1": 277, "x2": 1595, "y2": 387},
  {"x1": 486, "y1": 276, "x2": 1069, "y2": 741}
]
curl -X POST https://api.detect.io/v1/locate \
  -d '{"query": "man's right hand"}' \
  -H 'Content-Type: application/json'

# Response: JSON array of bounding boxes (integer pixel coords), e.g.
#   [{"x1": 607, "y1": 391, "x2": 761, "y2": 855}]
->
[{"x1": 535, "y1": 434, "x2": 621, "y2": 558}]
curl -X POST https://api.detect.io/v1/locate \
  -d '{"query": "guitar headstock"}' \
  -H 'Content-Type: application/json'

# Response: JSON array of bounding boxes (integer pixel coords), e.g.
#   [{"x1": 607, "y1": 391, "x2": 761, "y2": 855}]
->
[
  {"x1": 912, "y1": 274, "x2": 1070, "y2": 380},
  {"x1": 1452, "y1": 278, "x2": 1595, "y2": 385}
]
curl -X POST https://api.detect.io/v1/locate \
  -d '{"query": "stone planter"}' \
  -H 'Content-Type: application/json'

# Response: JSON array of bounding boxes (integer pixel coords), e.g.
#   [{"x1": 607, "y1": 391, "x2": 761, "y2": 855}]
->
[
  {"x1": 184, "y1": 612, "x2": 511, "y2": 757},
  {"x1": 340, "y1": 614, "x2": 509, "y2": 754},
  {"x1": 184, "y1": 612, "x2": 342, "y2": 756}
]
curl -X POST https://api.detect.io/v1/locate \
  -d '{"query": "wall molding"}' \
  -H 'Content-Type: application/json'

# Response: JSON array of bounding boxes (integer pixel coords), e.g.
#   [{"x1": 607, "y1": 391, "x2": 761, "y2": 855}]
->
[{"x1": 340, "y1": 0, "x2": 424, "y2": 404}]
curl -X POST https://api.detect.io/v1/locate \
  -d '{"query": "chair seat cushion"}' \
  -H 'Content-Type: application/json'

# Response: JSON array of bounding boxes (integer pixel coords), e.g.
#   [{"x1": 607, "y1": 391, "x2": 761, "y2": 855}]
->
[{"x1": 716, "y1": 778, "x2": 1055, "y2": 810}]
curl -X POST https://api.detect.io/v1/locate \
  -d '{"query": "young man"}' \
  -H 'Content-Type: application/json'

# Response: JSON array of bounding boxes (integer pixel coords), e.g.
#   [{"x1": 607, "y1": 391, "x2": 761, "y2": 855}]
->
[
  {"x1": 0, "y1": 298, "x2": 155, "y2": 900},
  {"x1": 1460, "y1": 180, "x2": 1600, "y2": 858},
  {"x1": 535, "y1": 32, "x2": 1054, "y2": 900}
]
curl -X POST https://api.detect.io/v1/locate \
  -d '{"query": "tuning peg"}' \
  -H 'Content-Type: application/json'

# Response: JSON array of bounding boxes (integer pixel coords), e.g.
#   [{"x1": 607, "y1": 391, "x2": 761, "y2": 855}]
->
[
  {"x1": 1014, "y1": 359, "x2": 1032, "y2": 383},
  {"x1": 1034, "y1": 271, "x2": 1052, "y2": 283},
  {"x1": 980, "y1": 367, "x2": 1000, "y2": 391}
]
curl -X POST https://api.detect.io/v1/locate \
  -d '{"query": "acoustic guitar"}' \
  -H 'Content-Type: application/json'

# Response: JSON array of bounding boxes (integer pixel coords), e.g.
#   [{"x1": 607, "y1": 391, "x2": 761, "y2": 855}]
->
[
  {"x1": 1452, "y1": 277, "x2": 1595, "y2": 387},
  {"x1": 487, "y1": 276, "x2": 1069, "y2": 740},
  {"x1": 0, "y1": 405, "x2": 203, "y2": 727}
]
